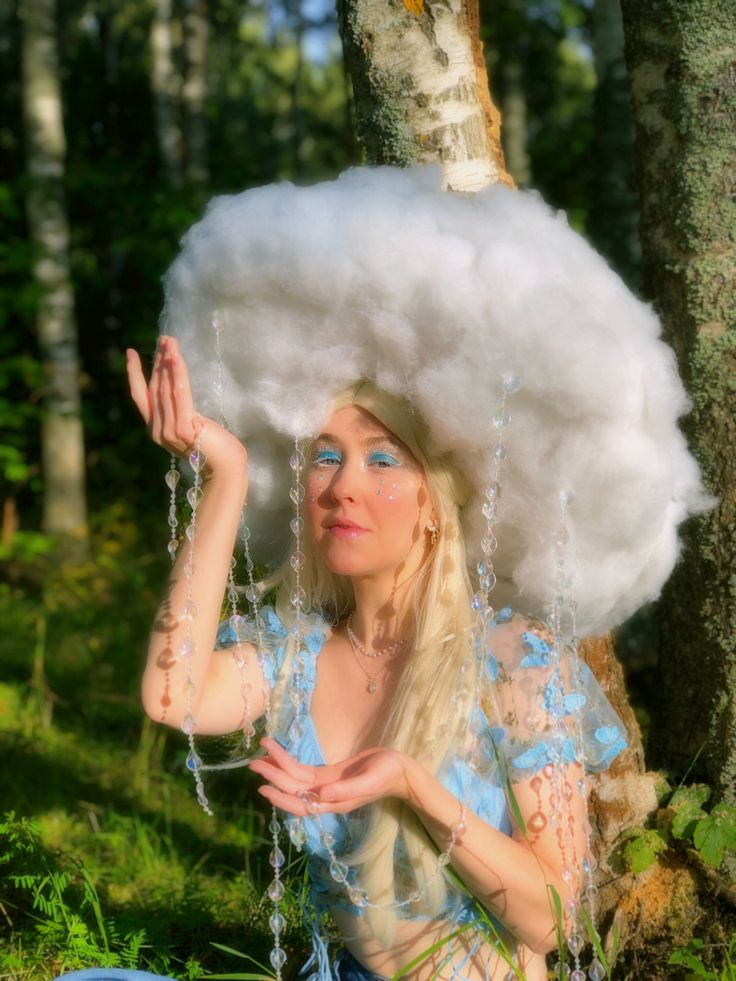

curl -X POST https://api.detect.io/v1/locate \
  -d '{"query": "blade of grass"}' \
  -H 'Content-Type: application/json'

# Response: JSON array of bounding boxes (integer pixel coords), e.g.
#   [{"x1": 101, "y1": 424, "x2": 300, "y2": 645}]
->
[
  {"x1": 208, "y1": 943, "x2": 271, "y2": 973},
  {"x1": 547, "y1": 884, "x2": 565, "y2": 981},
  {"x1": 578, "y1": 904, "x2": 609, "y2": 973}
]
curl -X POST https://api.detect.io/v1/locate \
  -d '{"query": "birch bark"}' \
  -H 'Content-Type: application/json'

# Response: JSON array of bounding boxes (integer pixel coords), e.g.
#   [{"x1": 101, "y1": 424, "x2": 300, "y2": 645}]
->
[{"x1": 20, "y1": 0, "x2": 87, "y2": 541}]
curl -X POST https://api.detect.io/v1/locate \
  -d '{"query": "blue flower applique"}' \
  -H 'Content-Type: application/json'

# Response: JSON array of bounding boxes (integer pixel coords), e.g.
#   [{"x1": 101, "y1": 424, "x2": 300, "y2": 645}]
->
[
  {"x1": 595, "y1": 725, "x2": 621, "y2": 745},
  {"x1": 491, "y1": 607, "x2": 513, "y2": 624},
  {"x1": 519, "y1": 631, "x2": 552, "y2": 668},
  {"x1": 513, "y1": 736, "x2": 577, "y2": 773},
  {"x1": 543, "y1": 677, "x2": 587, "y2": 717}
]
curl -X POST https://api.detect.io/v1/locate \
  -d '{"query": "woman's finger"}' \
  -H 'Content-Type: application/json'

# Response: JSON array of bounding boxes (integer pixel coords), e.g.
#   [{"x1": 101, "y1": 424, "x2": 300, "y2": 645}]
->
[
  {"x1": 249, "y1": 758, "x2": 314, "y2": 796},
  {"x1": 320, "y1": 774, "x2": 375, "y2": 803},
  {"x1": 149, "y1": 344, "x2": 164, "y2": 445},
  {"x1": 257, "y1": 784, "x2": 312, "y2": 817},
  {"x1": 125, "y1": 349, "x2": 152, "y2": 426},
  {"x1": 168, "y1": 339, "x2": 196, "y2": 445},
  {"x1": 260, "y1": 738, "x2": 322, "y2": 785}
]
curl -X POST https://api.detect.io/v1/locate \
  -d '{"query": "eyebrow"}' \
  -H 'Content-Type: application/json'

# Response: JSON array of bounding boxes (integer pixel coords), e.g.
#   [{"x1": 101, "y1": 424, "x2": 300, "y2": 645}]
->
[{"x1": 315, "y1": 432, "x2": 404, "y2": 451}]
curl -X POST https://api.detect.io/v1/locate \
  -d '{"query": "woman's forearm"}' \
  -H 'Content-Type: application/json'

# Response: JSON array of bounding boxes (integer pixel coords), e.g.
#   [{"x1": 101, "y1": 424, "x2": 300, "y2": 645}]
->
[
  {"x1": 403, "y1": 757, "x2": 571, "y2": 955},
  {"x1": 141, "y1": 465, "x2": 248, "y2": 727}
]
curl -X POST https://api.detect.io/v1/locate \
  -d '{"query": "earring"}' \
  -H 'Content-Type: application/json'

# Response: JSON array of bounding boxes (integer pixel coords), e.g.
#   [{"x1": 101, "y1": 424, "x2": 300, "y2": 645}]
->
[{"x1": 427, "y1": 521, "x2": 439, "y2": 547}]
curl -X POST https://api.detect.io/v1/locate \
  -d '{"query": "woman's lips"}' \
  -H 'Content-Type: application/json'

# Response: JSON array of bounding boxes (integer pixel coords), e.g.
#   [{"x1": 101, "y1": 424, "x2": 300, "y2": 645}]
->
[{"x1": 327, "y1": 523, "x2": 368, "y2": 539}]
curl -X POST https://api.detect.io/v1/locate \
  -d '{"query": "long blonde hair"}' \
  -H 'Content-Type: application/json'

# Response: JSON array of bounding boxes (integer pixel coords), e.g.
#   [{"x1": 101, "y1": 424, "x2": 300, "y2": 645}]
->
[{"x1": 269, "y1": 380, "x2": 479, "y2": 943}]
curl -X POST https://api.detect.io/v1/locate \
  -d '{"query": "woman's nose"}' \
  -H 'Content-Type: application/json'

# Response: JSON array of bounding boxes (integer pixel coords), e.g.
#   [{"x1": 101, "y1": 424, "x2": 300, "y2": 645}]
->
[{"x1": 328, "y1": 462, "x2": 360, "y2": 502}]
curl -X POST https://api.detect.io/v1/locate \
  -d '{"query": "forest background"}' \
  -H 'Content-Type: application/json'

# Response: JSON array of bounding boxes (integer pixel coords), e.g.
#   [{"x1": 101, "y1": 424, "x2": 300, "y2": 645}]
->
[{"x1": 1, "y1": 0, "x2": 735, "y2": 979}]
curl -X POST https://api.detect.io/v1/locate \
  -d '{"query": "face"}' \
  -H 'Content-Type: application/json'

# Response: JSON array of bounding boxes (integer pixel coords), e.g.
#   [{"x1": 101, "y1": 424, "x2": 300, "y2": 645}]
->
[{"x1": 305, "y1": 405, "x2": 435, "y2": 583}]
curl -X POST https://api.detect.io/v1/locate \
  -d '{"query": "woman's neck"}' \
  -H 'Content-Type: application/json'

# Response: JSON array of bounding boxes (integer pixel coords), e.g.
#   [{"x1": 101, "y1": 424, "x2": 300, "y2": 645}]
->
[{"x1": 349, "y1": 575, "x2": 416, "y2": 650}]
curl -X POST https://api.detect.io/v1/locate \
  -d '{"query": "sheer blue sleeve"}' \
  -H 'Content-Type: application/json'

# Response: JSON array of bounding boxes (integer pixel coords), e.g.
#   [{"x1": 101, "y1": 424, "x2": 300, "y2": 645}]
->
[
  {"x1": 214, "y1": 606, "x2": 289, "y2": 688},
  {"x1": 482, "y1": 609, "x2": 628, "y2": 783}
]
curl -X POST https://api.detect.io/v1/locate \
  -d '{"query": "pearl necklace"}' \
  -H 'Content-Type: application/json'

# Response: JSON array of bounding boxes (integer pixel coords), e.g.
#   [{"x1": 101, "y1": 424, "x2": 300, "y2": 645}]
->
[{"x1": 346, "y1": 612, "x2": 407, "y2": 658}]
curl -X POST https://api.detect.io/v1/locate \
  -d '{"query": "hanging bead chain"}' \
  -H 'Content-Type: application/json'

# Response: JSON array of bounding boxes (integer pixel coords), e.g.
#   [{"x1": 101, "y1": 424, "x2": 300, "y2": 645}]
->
[
  {"x1": 473, "y1": 371, "x2": 519, "y2": 623},
  {"x1": 267, "y1": 809, "x2": 287, "y2": 976},
  {"x1": 296, "y1": 791, "x2": 469, "y2": 913},
  {"x1": 166, "y1": 457, "x2": 180, "y2": 562},
  {"x1": 178, "y1": 436, "x2": 213, "y2": 815},
  {"x1": 554, "y1": 493, "x2": 604, "y2": 981},
  {"x1": 288, "y1": 438, "x2": 307, "y2": 744}
]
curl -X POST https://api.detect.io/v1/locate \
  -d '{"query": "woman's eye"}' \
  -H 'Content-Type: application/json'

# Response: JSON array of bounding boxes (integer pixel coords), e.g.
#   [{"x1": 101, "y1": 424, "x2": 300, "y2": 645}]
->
[
  {"x1": 313, "y1": 450, "x2": 341, "y2": 468},
  {"x1": 369, "y1": 452, "x2": 401, "y2": 468}
]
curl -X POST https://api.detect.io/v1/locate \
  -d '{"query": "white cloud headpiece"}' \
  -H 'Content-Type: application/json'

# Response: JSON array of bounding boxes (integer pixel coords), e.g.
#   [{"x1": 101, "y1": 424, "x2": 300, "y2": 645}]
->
[{"x1": 161, "y1": 164, "x2": 715, "y2": 636}]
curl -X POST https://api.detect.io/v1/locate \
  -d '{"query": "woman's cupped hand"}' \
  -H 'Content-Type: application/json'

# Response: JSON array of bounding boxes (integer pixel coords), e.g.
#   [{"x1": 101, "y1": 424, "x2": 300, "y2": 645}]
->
[
  {"x1": 126, "y1": 334, "x2": 248, "y2": 479},
  {"x1": 249, "y1": 737, "x2": 414, "y2": 816}
]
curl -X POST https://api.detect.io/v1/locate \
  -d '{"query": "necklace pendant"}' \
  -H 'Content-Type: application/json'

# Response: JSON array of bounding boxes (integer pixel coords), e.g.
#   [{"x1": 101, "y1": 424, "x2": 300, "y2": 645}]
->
[{"x1": 367, "y1": 679, "x2": 378, "y2": 694}]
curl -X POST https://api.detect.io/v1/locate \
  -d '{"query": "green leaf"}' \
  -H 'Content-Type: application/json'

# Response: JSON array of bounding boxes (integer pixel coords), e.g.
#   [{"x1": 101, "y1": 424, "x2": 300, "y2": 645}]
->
[
  {"x1": 672, "y1": 801, "x2": 708, "y2": 840},
  {"x1": 623, "y1": 829, "x2": 668, "y2": 874},
  {"x1": 671, "y1": 784, "x2": 712, "y2": 809},
  {"x1": 694, "y1": 806, "x2": 736, "y2": 867}
]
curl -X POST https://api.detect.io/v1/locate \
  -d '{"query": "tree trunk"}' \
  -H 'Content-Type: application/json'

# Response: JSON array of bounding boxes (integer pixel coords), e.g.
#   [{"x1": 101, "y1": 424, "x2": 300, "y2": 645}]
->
[
  {"x1": 588, "y1": 0, "x2": 640, "y2": 288},
  {"x1": 338, "y1": 0, "x2": 662, "y2": 962},
  {"x1": 619, "y1": 0, "x2": 736, "y2": 819},
  {"x1": 151, "y1": 0, "x2": 183, "y2": 186},
  {"x1": 19, "y1": 0, "x2": 88, "y2": 542},
  {"x1": 337, "y1": 0, "x2": 512, "y2": 192},
  {"x1": 182, "y1": 0, "x2": 209, "y2": 186},
  {"x1": 499, "y1": 55, "x2": 531, "y2": 187}
]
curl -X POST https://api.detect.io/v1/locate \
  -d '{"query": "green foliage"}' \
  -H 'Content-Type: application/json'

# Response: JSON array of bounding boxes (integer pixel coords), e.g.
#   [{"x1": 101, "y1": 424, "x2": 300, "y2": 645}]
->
[
  {"x1": 621, "y1": 779, "x2": 736, "y2": 877},
  {"x1": 668, "y1": 935, "x2": 736, "y2": 980},
  {"x1": 622, "y1": 826, "x2": 669, "y2": 874}
]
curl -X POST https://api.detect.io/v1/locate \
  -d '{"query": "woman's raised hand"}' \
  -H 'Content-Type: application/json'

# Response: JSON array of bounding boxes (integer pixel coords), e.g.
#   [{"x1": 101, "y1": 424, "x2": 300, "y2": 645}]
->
[
  {"x1": 249, "y1": 737, "x2": 413, "y2": 816},
  {"x1": 126, "y1": 334, "x2": 248, "y2": 480}
]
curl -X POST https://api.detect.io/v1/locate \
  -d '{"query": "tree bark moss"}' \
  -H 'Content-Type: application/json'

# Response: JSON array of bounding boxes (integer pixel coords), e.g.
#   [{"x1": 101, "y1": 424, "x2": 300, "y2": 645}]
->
[{"x1": 620, "y1": 1, "x2": 736, "y2": 814}]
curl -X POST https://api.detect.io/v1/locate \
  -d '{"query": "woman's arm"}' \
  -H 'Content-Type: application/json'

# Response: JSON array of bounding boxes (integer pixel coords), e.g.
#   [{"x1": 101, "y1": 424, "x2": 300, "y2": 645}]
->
[
  {"x1": 401, "y1": 757, "x2": 586, "y2": 955},
  {"x1": 250, "y1": 739, "x2": 585, "y2": 955},
  {"x1": 127, "y1": 335, "x2": 267, "y2": 735}
]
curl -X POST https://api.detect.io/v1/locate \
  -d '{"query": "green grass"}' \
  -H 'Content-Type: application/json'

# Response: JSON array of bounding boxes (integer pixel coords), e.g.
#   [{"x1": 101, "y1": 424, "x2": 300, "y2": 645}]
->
[{"x1": 0, "y1": 506, "x2": 309, "y2": 980}]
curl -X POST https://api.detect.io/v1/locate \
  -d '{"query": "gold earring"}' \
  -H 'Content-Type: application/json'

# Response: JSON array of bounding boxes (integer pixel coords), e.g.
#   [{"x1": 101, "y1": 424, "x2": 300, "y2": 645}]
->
[{"x1": 427, "y1": 522, "x2": 439, "y2": 547}]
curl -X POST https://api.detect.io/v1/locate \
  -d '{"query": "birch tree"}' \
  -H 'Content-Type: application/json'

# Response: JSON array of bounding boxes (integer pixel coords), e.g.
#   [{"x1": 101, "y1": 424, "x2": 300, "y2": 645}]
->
[
  {"x1": 19, "y1": 0, "x2": 87, "y2": 541},
  {"x1": 337, "y1": 0, "x2": 661, "y2": 957},
  {"x1": 182, "y1": 0, "x2": 209, "y2": 186},
  {"x1": 151, "y1": 0, "x2": 184, "y2": 186},
  {"x1": 620, "y1": 0, "x2": 736, "y2": 812}
]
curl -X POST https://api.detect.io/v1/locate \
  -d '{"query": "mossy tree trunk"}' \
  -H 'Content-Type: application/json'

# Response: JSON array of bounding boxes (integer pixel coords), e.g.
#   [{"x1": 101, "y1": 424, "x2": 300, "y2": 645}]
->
[
  {"x1": 619, "y1": 2, "x2": 736, "y2": 818},
  {"x1": 19, "y1": 0, "x2": 88, "y2": 543},
  {"x1": 337, "y1": 0, "x2": 664, "y2": 960}
]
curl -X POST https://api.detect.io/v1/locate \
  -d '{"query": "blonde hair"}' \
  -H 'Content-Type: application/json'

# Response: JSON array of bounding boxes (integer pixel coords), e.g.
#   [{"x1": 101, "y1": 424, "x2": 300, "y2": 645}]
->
[{"x1": 268, "y1": 380, "x2": 479, "y2": 944}]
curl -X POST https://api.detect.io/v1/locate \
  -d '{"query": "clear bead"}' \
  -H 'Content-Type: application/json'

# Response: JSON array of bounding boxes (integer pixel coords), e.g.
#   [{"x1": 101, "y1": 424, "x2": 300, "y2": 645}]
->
[
  {"x1": 553, "y1": 964, "x2": 571, "y2": 979},
  {"x1": 269, "y1": 846, "x2": 285, "y2": 869},
  {"x1": 481, "y1": 533, "x2": 497, "y2": 554},
  {"x1": 348, "y1": 887, "x2": 366, "y2": 908},
  {"x1": 438, "y1": 852, "x2": 451, "y2": 866},
  {"x1": 245, "y1": 584, "x2": 260, "y2": 603},
  {"x1": 185, "y1": 750, "x2": 202, "y2": 771},
  {"x1": 482, "y1": 502, "x2": 497, "y2": 520},
  {"x1": 486, "y1": 481, "x2": 500, "y2": 500},
  {"x1": 571, "y1": 971, "x2": 586, "y2": 981},
  {"x1": 480, "y1": 573, "x2": 496, "y2": 592},
  {"x1": 582, "y1": 855, "x2": 595, "y2": 874},
  {"x1": 290, "y1": 586, "x2": 306, "y2": 607},
  {"x1": 559, "y1": 488, "x2": 575, "y2": 509},
  {"x1": 288, "y1": 821, "x2": 307, "y2": 849},
  {"x1": 186, "y1": 486, "x2": 202, "y2": 508},
  {"x1": 493, "y1": 409, "x2": 511, "y2": 429},
  {"x1": 321, "y1": 831, "x2": 336, "y2": 849},
  {"x1": 502, "y1": 372, "x2": 520, "y2": 394},
  {"x1": 493, "y1": 443, "x2": 507, "y2": 460},
  {"x1": 165, "y1": 469, "x2": 180, "y2": 492},
  {"x1": 181, "y1": 713, "x2": 196, "y2": 735},
  {"x1": 184, "y1": 524, "x2": 195, "y2": 542},
  {"x1": 269, "y1": 947, "x2": 287, "y2": 971},
  {"x1": 289, "y1": 449, "x2": 305, "y2": 471},
  {"x1": 269, "y1": 912, "x2": 286, "y2": 934},
  {"x1": 267, "y1": 878, "x2": 285, "y2": 902},
  {"x1": 241, "y1": 524, "x2": 252, "y2": 541},
  {"x1": 290, "y1": 516, "x2": 303, "y2": 535},
  {"x1": 289, "y1": 484, "x2": 305, "y2": 504},
  {"x1": 471, "y1": 592, "x2": 484, "y2": 612},
  {"x1": 289, "y1": 720, "x2": 304, "y2": 742},
  {"x1": 476, "y1": 561, "x2": 487, "y2": 576},
  {"x1": 588, "y1": 959, "x2": 605, "y2": 981},
  {"x1": 555, "y1": 526, "x2": 570, "y2": 547},
  {"x1": 562, "y1": 866, "x2": 573, "y2": 883},
  {"x1": 181, "y1": 601, "x2": 197, "y2": 621},
  {"x1": 188, "y1": 448, "x2": 206, "y2": 472},
  {"x1": 329, "y1": 859, "x2": 349, "y2": 883},
  {"x1": 290, "y1": 551, "x2": 305, "y2": 571},
  {"x1": 567, "y1": 933, "x2": 584, "y2": 957},
  {"x1": 167, "y1": 541, "x2": 178, "y2": 561}
]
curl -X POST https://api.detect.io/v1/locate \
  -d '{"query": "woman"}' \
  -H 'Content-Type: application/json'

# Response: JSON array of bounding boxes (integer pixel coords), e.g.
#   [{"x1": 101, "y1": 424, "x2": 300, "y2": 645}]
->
[
  {"x1": 57, "y1": 164, "x2": 712, "y2": 981},
  {"x1": 122, "y1": 343, "x2": 626, "y2": 981}
]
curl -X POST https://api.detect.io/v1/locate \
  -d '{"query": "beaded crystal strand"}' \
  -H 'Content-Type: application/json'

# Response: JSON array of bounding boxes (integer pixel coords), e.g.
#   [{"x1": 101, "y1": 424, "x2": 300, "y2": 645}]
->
[
  {"x1": 473, "y1": 372, "x2": 520, "y2": 623},
  {"x1": 178, "y1": 438, "x2": 213, "y2": 815},
  {"x1": 166, "y1": 457, "x2": 180, "y2": 561}
]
